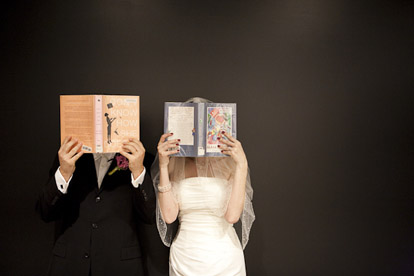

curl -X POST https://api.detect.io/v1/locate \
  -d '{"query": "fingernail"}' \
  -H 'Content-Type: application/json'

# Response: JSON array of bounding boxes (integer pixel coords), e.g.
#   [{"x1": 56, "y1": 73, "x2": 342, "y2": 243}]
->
[
  {"x1": 176, "y1": 144, "x2": 179, "y2": 146},
  {"x1": 217, "y1": 145, "x2": 221, "y2": 148},
  {"x1": 221, "y1": 150, "x2": 224, "y2": 153},
  {"x1": 221, "y1": 131, "x2": 225, "y2": 134},
  {"x1": 178, "y1": 139, "x2": 181, "y2": 142},
  {"x1": 217, "y1": 137, "x2": 221, "y2": 140},
  {"x1": 171, "y1": 133, "x2": 174, "y2": 135},
  {"x1": 177, "y1": 149, "x2": 180, "y2": 152}
]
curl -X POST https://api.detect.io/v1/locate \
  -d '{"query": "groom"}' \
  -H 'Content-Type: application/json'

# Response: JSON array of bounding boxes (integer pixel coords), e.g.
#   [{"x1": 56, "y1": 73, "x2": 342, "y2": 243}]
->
[{"x1": 37, "y1": 136, "x2": 155, "y2": 276}]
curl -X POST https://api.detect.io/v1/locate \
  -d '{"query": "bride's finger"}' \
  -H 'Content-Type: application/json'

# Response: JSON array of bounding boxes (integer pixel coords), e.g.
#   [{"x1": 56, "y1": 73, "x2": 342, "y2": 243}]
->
[
  {"x1": 218, "y1": 137, "x2": 235, "y2": 147},
  {"x1": 159, "y1": 133, "x2": 174, "y2": 145},
  {"x1": 217, "y1": 144, "x2": 230, "y2": 151},
  {"x1": 158, "y1": 143, "x2": 174, "y2": 155},
  {"x1": 165, "y1": 139, "x2": 180, "y2": 147},
  {"x1": 159, "y1": 144, "x2": 178, "y2": 153},
  {"x1": 221, "y1": 131, "x2": 237, "y2": 143},
  {"x1": 164, "y1": 148, "x2": 180, "y2": 156},
  {"x1": 220, "y1": 149, "x2": 232, "y2": 156},
  {"x1": 159, "y1": 141, "x2": 179, "y2": 152},
  {"x1": 159, "y1": 146, "x2": 179, "y2": 156}
]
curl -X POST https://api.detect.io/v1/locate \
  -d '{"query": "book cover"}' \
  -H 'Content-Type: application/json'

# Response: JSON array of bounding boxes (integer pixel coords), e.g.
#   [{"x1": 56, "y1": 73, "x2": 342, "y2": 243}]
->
[
  {"x1": 164, "y1": 102, "x2": 236, "y2": 157},
  {"x1": 60, "y1": 95, "x2": 140, "y2": 153}
]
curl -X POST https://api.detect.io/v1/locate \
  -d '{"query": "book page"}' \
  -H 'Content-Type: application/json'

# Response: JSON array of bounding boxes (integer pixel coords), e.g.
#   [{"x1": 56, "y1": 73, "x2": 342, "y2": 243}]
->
[
  {"x1": 60, "y1": 95, "x2": 95, "y2": 152},
  {"x1": 167, "y1": 106, "x2": 195, "y2": 146},
  {"x1": 102, "y1": 95, "x2": 140, "y2": 153},
  {"x1": 206, "y1": 106, "x2": 233, "y2": 153}
]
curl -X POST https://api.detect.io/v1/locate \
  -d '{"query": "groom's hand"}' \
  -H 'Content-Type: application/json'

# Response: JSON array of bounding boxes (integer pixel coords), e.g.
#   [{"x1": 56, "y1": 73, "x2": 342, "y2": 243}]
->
[
  {"x1": 120, "y1": 138, "x2": 145, "y2": 179},
  {"x1": 58, "y1": 136, "x2": 84, "y2": 182}
]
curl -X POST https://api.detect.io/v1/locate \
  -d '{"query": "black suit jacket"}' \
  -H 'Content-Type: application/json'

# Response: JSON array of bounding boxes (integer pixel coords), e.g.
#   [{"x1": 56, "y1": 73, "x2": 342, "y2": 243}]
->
[{"x1": 37, "y1": 152, "x2": 156, "y2": 276}]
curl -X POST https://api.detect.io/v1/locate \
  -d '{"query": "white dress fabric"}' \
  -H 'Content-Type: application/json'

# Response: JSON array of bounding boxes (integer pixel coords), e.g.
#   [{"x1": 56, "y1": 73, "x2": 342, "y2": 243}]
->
[{"x1": 169, "y1": 177, "x2": 246, "y2": 276}]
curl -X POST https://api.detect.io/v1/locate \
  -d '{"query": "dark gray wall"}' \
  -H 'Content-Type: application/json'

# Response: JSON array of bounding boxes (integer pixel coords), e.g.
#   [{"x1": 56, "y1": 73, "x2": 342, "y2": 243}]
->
[{"x1": 1, "y1": 0, "x2": 413, "y2": 275}]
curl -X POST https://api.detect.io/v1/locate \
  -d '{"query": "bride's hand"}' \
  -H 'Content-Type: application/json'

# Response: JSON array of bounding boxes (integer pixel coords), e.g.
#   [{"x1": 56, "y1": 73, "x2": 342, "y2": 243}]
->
[
  {"x1": 157, "y1": 133, "x2": 180, "y2": 168},
  {"x1": 218, "y1": 131, "x2": 248, "y2": 168}
]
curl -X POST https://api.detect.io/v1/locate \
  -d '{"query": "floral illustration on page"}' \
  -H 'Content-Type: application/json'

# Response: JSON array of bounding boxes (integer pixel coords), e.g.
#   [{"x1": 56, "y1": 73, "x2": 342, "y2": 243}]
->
[{"x1": 206, "y1": 107, "x2": 232, "y2": 152}]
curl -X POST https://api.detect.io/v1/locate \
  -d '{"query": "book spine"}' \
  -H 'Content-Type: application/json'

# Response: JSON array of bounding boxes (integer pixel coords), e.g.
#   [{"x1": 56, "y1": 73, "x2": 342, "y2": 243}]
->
[
  {"x1": 94, "y1": 95, "x2": 103, "y2": 153},
  {"x1": 232, "y1": 104, "x2": 237, "y2": 139},
  {"x1": 197, "y1": 103, "x2": 205, "y2": 156},
  {"x1": 164, "y1": 103, "x2": 169, "y2": 135},
  {"x1": 59, "y1": 96, "x2": 64, "y2": 146}
]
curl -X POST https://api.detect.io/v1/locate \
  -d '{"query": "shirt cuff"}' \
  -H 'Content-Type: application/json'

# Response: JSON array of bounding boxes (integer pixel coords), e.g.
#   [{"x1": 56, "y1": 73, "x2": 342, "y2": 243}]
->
[
  {"x1": 55, "y1": 167, "x2": 72, "y2": 194},
  {"x1": 131, "y1": 167, "x2": 146, "y2": 188}
]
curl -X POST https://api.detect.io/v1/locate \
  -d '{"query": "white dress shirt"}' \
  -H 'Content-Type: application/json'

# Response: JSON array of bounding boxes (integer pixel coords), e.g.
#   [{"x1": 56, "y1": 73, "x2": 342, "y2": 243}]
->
[{"x1": 55, "y1": 153, "x2": 146, "y2": 194}]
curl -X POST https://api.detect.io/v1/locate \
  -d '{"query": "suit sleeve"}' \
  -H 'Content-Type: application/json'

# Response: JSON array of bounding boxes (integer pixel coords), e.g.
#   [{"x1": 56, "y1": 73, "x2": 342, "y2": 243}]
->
[
  {"x1": 132, "y1": 152, "x2": 156, "y2": 224},
  {"x1": 36, "y1": 154, "x2": 68, "y2": 222}
]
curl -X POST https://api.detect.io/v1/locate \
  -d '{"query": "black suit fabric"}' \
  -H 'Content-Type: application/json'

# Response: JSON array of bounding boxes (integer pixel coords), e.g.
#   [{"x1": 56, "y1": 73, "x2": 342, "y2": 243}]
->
[{"x1": 37, "y1": 153, "x2": 156, "y2": 276}]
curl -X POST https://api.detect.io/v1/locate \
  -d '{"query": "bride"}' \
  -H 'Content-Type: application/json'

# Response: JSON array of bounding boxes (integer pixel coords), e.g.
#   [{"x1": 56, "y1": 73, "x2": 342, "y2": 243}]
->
[{"x1": 152, "y1": 100, "x2": 255, "y2": 276}]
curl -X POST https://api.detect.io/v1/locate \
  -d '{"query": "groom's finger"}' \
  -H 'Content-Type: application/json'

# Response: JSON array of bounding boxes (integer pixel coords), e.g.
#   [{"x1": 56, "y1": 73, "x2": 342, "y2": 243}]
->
[
  {"x1": 61, "y1": 136, "x2": 71, "y2": 146},
  {"x1": 128, "y1": 139, "x2": 145, "y2": 153},
  {"x1": 60, "y1": 136, "x2": 73, "y2": 153},
  {"x1": 68, "y1": 142, "x2": 82, "y2": 159},
  {"x1": 72, "y1": 150, "x2": 84, "y2": 162},
  {"x1": 123, "y1": 141, "x2": 139, "y2": 153},
  {"x1": 119, "y1": 150, "x2": 133, "y2": 160},
  {"x1": 122, "y1": 144, "x2": 136, "y2": 154},
  {"x1": 63, "y1": 138, "x2": 78, "y2": 156}
]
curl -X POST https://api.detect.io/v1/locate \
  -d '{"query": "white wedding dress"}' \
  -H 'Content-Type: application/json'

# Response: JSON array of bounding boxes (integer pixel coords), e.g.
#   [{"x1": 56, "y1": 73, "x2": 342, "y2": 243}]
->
[{"x1": 169, "y1": 177, "x2": 246, "y2": 276}]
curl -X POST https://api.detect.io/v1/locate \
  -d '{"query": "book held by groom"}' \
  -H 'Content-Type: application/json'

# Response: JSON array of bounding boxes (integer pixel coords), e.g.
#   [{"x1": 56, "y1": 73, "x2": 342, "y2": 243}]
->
[{"x1": 60, "y1": 95, "x2": 140, "y2": 153}]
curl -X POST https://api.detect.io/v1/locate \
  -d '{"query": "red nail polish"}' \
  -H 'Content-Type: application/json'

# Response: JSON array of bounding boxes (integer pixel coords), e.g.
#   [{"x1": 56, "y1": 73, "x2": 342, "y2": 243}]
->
[
  {"x1": 176, "y1": 144, "x2": 179, "y2": 146},
  {"x1": 221, "y1": 150, "x2": 224, "y2": 153},
  {"x1": 217, "y1": 137, "x2": 221, "y2": 140},
  {"x1": 217, "y1": 145, "x2": 221, "y2": 148},
  {"x1": 221, "y1": 131, "x2": 225, "y2": 134},
  {"x1": 178, "y1": 139, "x2": 181, "y2": 142},
  {"x1": 177, "y1": 149, "x2": 180, "y2": 152}
]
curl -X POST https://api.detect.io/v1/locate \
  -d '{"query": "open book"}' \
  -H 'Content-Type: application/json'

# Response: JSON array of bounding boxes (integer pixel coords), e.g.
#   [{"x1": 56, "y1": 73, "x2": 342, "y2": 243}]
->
[
  {"x1": 164, "y1": 102, "x2": 237, "y2": 157},
  {"x1": 60, "y1": 95, "x2": 140, "y2": 153}
]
